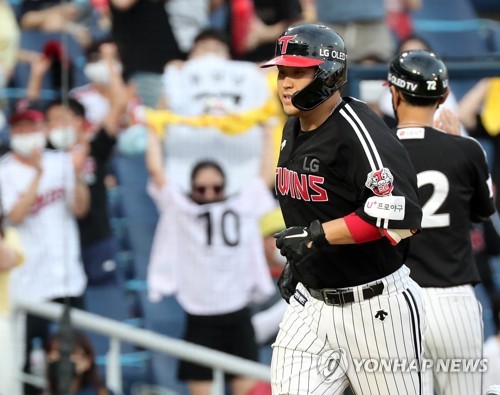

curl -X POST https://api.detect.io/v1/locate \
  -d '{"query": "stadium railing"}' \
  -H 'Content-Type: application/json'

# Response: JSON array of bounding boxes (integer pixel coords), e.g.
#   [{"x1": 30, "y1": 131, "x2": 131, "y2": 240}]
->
[{"x1": 11, "y1": 299, "x2": 270, "y2": 395}]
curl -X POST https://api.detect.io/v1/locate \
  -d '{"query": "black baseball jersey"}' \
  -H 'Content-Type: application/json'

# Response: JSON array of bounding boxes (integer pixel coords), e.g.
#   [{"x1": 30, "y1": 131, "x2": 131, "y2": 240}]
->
[
  {"x1": 275, "y1": 97, "x2": 422, "y2": 288},
  {"x1": 396, "y1": 126, "x2": 495, "y2": 287}
]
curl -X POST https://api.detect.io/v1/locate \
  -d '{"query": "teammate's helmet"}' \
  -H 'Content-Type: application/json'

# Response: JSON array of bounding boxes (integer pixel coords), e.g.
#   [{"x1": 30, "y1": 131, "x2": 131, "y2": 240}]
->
[
  {"x1": 388, "y1": 49, "x2": 449, "y2": 99},
  {"x1": 260, "y1": 23, "x2": 347, "y2": 111}
]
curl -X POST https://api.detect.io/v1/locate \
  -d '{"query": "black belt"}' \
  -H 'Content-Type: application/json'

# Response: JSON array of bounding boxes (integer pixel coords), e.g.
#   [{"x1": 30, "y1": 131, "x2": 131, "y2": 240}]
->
[{"x1": 307, "y1": 282, "x2": 384, "y2": 306}]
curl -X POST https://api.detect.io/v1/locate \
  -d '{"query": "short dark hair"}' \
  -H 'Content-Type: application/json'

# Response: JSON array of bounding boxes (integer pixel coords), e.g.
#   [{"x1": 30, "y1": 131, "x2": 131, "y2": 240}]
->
[
  {"x1": 396, "y1": 93, "x2": 441, "y2": 107},
  {"x1": 45, "y1": 97, "x2": 86, "y2": 119},
  {"x1": 399, "y1": 92, "x2": 440, "y2": 107},
  {"x1": 85, "y1": 38, "x2": 115, "y2": 62},
  {"x1": 190, "y1": 160, "x2": 226, "y2": 185},
  {"x1": 193, "y1": 28, "x2": 230, "y2": 48}
]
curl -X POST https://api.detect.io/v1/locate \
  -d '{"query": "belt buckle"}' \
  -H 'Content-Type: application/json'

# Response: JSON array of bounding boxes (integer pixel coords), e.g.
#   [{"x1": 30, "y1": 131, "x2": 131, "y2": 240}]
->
[{"x1": 322, "y1": 289, "x2": 344, "y2": 306}]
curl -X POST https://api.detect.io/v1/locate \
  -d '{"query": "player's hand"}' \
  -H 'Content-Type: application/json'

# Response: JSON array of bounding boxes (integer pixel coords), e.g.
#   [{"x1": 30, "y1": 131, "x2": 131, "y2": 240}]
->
[
  {"x1": 277, "y1": 263, "x2": 298, "y2": 303},
  {"x1": 434, "y1": 108, "x2": 461, "y2": 136},
  {"x1": 273, "y1": 220, "x2": 328, "y2": 266}
]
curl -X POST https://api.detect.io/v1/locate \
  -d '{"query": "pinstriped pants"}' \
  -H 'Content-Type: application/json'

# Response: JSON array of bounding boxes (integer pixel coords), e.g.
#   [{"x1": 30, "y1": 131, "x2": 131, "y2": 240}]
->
[
  {"x1": 271, "y1": 265, "x2": 426, "y2": 395},
  {"x1": 421, "y1": 285, "x2": 483, "y2": 395}
]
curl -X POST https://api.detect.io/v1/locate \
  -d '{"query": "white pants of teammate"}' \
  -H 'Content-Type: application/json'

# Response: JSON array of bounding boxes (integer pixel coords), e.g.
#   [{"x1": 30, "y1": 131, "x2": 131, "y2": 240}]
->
[
  {"x1": 421, "y1": 285, "x2": 483, "y2": 395},
  {"x1": 271, "y1": 265, "x2": 425, "y2": 395}
]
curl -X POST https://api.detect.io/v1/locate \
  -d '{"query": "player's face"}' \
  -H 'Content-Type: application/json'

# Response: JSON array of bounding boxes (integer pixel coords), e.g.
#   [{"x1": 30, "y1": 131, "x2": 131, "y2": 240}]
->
[
  {"x1": 191, "y1": 167, "x2": 225, "y2": 204},
  {"x1": 277, "y1": 66, "x2": 316, "y2": 115}
]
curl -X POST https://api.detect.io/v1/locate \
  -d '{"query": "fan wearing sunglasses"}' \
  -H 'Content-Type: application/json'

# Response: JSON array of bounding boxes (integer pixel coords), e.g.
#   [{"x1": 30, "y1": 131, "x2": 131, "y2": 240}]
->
[
  {"x1": 145, "y1": 127, "x2": 277, "y2": 395},
  {"x1": 189, "y1": 161, "x2": 226, "y2": 205}
]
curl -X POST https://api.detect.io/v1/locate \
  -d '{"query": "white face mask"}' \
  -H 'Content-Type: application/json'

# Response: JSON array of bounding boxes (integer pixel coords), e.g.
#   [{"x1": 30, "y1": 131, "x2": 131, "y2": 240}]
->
[
  {"x1": 83, "y1": 60, "x2": 122, "y2": 86},
  {"x1": 10, "y1": 132, "x2": 47, "y2": 157},
  {"x1": 49, "y1": 127, "x2": 78, "y2": 150}
]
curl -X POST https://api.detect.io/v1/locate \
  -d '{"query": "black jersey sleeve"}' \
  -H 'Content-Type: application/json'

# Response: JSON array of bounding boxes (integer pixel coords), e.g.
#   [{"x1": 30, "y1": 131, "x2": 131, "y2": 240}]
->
[
  {"x1": 462, "y1": 137, "x2": 495, "y2": 221},
  {"x1": 339, "y1": 103, "x2": 422, "y2": 230}
]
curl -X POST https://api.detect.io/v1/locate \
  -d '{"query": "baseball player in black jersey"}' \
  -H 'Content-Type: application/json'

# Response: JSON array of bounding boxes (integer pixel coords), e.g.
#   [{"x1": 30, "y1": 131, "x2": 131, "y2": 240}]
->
[
  {"x1": 388, "y1": 49, "x2": 496, "y2": 395},
  {"x1": 260, "y1": 23, "x2": 425, "y2": 395}
]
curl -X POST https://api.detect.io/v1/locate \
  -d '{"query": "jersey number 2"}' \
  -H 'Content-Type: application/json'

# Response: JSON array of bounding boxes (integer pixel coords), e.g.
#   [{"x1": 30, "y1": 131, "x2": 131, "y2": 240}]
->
[
  {"x1": 198, "y1": 210, "x2": 240, "y2": 246},
  {"x1": 417, "y1": 170, "x2": 450, "y2": 228}
]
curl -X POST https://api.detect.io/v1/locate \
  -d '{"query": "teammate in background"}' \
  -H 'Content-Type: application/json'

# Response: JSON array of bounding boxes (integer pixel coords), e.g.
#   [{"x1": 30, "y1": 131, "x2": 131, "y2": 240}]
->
[
  {"x1": 377, "y1": 35, "x2": 463, "y2": 134},
  {"x1": 145, "y1": 125, "x2": 276, "y2": 395},
  {"x1": 388, "y1": 49, "x2": 495, "y2": 395},
  {"x1": 261, "y1": 23, "x2": 424, "y2": 394}
]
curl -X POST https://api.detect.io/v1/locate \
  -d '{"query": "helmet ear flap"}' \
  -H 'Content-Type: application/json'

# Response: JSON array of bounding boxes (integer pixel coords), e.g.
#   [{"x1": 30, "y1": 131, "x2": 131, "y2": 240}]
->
[
  {"x1": 291, "y1": 75, "x2": 327, "y2": 111},
  {"x1": 291, "y1": 67, "x2": 347, "y2": 111}
]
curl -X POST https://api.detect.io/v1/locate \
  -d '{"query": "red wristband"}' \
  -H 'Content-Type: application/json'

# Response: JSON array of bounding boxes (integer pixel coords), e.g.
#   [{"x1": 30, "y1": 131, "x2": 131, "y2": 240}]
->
[{"x1": 344, "y1": 213, "x2": 382, "y2": 244}]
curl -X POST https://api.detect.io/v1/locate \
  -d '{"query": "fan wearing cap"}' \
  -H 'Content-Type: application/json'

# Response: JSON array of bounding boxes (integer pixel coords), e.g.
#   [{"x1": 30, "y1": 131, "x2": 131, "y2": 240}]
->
[
  {"x1": 262, "y1": 23, "x2": 425, "y2": 394},
  {"x1": 389, "y1": 49, "x2": 495, "y2": 395},
  {"x1": 0, "y1": 107, "x2": 89, "y2": 392}
]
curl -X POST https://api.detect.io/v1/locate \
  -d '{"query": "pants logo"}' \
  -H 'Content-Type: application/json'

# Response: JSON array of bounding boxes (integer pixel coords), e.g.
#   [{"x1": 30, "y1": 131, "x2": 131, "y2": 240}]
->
[{"x1": 375, "y1": 309, "x2": 388, "y2": 321}]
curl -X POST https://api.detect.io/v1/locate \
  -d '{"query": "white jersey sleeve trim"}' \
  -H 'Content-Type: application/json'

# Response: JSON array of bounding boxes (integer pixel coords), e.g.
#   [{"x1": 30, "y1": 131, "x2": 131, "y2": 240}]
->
[{"x1": 342, "y1": 103, "x2": 384, "y2": 171}]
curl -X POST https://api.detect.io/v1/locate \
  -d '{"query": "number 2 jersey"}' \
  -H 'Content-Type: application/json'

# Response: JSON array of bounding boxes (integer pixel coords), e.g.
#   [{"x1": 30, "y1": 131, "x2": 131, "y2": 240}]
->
[
  {"x1": 276, "y1": 97, "x2": 422, "y2": 289},
  {"x1": 396, "y1": 126, "x2": 495, "y2": 287},
  {"x1": 147, "y1": 178, "x2": 276, "y2": 315}
]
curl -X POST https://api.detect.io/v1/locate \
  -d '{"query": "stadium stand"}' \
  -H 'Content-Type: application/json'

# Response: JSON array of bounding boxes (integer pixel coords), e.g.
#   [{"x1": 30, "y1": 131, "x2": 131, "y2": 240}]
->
[
  {"x1": 411, "y1": 0, "x2": 499, "y2": 60},
  {"x1": 112, "y1": 153, "x2": 188, "y2": 394}
]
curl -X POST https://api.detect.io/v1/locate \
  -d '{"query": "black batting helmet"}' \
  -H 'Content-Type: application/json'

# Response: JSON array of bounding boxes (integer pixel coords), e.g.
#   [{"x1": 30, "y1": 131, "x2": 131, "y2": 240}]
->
[
  {"x1": 388, "y1": 49, "x2": 449, "y2": 99},
  {"x1": 261, "y1": 23, "x2": 347, "y2": 111}
]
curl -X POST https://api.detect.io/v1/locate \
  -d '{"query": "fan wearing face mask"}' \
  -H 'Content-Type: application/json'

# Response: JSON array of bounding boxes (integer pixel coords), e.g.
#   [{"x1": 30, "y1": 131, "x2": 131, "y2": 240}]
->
[
  {"x1": 70, "y1": 41, "x2": 130, "y2": 134},
  {"x1": 44, "y1": 94, "x2": 124, "y2": 288},
  {"x1": 0, "y1": 108, "x2": 90, "y2": 395}
]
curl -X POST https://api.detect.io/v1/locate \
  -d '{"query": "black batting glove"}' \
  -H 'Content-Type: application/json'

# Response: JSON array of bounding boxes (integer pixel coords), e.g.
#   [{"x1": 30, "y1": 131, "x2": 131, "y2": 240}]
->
[
  {"x1": 277, "y1": 263, "x2": 298, "y2": 303},
  {"x1": 273, "y1": 220, "x2": 329, "y2": 266}
]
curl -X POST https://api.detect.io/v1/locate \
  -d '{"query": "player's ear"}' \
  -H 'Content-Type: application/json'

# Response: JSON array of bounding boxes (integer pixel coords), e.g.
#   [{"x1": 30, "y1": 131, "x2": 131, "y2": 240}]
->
[
  {"x1": 391, "y1": 87, "x2": 403, "y2": 107},
  {"x1": 439, "y1": 88, "x2": 449, "y2": 105}
]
